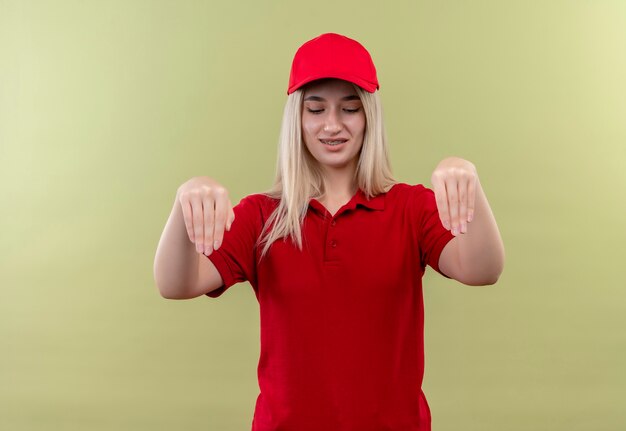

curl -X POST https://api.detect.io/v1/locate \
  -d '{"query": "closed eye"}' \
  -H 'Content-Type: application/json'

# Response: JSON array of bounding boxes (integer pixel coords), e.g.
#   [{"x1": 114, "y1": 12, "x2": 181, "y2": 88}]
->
[{"x1": 305, "y1": 107, "x2": 361, "y2": 114}]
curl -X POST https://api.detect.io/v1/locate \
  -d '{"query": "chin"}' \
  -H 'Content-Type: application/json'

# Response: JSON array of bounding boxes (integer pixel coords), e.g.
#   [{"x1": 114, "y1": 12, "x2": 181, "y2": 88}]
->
[{"x1": 319, "y1": 160, "x2": 354, "y2": 170}]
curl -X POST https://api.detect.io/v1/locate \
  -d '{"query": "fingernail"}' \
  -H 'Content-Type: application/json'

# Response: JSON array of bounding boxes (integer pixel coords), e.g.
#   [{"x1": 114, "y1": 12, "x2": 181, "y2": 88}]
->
[
  {"x1": 452, "y1": 226, "x2": 459, "y2": 236},
  {"x1": 461, "y1": 223, "x2": 467, "y2": 234},
  {"x1": 204, "y1": 246, "x2": 212, "y2": 255},
  {"x1": 468, "y1": 212, "x2": 473, "y2": 222},
  {"x1": 213, "y1": 240, "x2": 220, "y2": 250}
]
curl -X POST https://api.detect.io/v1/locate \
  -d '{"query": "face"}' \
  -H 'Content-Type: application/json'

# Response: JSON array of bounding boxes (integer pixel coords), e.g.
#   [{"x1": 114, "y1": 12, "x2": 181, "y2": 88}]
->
[{"x1": 301, "y1": 78, "x2": 366, "y2": 173}]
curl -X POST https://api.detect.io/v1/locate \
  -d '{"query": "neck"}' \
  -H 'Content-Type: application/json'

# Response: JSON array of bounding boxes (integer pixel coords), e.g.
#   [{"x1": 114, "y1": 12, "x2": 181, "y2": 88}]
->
[{"x1": 320, "y1": 163, "x2": 358, "y2": 201}]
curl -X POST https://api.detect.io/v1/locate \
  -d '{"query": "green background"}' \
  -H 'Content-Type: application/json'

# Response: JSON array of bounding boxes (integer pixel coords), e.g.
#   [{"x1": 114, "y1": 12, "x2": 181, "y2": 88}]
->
[{"x1": 2, "y1": 0, "x2": 625, "y2": 430}]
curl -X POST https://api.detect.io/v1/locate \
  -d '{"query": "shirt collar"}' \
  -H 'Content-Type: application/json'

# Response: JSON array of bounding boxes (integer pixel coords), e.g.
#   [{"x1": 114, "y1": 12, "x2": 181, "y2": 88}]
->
[
  {"x1": 308, "y1": 188, "x2": 385, "y2": 216},
  {"x1": 353, "y1": 188, "x2": 385, "y2": 210}
]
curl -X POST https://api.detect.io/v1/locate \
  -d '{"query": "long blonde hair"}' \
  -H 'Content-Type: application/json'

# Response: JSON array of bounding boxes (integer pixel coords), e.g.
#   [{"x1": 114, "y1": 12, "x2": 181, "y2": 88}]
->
[{"x1": 257, "y1": 83, "x2": 396, "y2": 258}]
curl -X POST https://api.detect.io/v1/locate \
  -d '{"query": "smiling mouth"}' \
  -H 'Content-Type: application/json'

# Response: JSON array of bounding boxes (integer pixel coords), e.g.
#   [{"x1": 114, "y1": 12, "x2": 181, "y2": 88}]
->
[{"x1": 320, "y1": 139, "x2": 347, "y2": 146}]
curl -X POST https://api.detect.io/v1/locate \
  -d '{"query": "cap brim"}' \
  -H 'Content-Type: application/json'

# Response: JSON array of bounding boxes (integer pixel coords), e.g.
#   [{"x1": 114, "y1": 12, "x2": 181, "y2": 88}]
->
[{"x1": 288, "y1": 73, "x2": 378, "y2": 95}]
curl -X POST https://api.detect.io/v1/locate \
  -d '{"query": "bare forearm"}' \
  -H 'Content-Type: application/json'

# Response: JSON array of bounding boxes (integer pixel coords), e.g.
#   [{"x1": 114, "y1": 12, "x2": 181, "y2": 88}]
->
[
  {"x1": 153, "y1": 198, "x2": 200, "y2": 298},
  {"x1": 455, "y1": 179, "x2": 504, "y2": 283}
]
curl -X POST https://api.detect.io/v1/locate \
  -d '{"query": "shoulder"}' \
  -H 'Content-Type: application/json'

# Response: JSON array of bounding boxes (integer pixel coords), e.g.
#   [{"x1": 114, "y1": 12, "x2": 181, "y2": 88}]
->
[
  {"x1": 385, "y1": 183, "x2": 440, "y2": 223},
  {"x1": 226, "y1": 193, "x2": 279, "y2": 235},
  {"x1": 235, "y1": 192, "x2": 280, "y2": 217},
  {"x1": 386, "y1": 182, "x2": 433, "y2": 204},
  {"x1": 238, "y1": 192, "x2": 279, "y2": 205},
  {"x1": 240, "y1": 192, "x2": 273, "y2": 204}
]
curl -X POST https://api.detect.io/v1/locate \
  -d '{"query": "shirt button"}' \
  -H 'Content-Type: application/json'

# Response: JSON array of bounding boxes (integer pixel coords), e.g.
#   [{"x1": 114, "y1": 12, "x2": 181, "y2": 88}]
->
[{"x1": 330, "y1": 240, "x2": 337, "y2": 248}]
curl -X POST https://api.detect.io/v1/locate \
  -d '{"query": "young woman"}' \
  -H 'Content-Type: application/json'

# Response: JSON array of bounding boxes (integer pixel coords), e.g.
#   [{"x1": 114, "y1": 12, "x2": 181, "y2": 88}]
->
[{"x1": 154, "y1": 33, "x2": 505, "y2": 431}]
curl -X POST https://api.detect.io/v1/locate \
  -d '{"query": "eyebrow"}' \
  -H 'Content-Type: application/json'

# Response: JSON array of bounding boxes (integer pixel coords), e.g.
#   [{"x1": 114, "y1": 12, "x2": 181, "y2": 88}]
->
[{"x1": 303, "y1": 95, "x2": 361, "y2": 102}]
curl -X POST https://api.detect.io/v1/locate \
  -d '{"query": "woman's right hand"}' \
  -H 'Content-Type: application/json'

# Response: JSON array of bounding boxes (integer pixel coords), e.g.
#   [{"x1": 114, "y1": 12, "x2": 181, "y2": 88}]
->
[{"x1": 176, "y1": 176, "x2": 235, "y2": 256}]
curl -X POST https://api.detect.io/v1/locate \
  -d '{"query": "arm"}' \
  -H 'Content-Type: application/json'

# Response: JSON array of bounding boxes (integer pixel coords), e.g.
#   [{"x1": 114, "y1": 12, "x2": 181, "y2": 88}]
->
[
  {"x1": 153, "y1": 200, "x2": 199, "y2": 298},
  {"x1": 153, "y1": 199, "x2": 223, "y2": 299},
  {"x1": 153, "y1": 178, "x2": 233, "y2": 299},
  {"x1": 431, "y1": 157, "x2": 505, "y2": 285}
]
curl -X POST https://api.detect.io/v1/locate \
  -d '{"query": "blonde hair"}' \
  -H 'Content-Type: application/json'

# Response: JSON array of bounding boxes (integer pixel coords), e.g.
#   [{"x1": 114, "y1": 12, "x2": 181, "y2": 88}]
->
[{"x1": 257, "y1": 83, "x2": 396, "y2": 258}]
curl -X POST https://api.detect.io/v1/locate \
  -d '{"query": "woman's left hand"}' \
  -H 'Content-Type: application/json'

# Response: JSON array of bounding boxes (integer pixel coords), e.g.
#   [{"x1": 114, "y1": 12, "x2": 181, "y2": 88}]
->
[{"x1": 430, "y1": 157, "x2": 478, "y2": 236}]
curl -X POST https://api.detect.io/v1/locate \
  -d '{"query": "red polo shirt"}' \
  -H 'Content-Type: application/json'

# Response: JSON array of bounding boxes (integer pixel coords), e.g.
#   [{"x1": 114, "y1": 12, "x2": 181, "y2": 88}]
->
[{"x1": 205, "y1": 182, "x2": 455, "y2": 431}]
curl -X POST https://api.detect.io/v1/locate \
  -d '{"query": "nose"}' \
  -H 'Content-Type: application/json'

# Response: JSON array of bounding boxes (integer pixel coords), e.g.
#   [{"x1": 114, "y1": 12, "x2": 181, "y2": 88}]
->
[{"x1": 323, "y1": 109, "x2": 342, "y2": 134}]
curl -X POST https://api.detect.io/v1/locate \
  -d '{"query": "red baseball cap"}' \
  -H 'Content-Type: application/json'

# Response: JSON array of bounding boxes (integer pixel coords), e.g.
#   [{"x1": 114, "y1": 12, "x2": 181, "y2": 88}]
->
[{"x1": 287, "y1": 33, "x2": 379, "y2": 95}]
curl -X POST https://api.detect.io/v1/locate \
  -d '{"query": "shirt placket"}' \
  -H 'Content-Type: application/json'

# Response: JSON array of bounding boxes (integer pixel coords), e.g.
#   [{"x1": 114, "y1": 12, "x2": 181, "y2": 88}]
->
[{"x1": 324, "y1": 216, "x2": 340, "y2": 264}]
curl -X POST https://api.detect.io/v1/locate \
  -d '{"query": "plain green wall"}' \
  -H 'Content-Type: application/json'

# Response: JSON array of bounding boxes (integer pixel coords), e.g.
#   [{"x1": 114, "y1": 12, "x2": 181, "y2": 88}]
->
[{"x1": 1, "y1": 1, "x2": 625, "y2": 430}]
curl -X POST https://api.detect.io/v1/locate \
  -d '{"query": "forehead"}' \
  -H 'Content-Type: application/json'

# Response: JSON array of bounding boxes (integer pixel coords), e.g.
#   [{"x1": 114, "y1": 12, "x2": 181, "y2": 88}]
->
[{"x1": 302, "y1": 78, "x2": 360, "y2": 99}]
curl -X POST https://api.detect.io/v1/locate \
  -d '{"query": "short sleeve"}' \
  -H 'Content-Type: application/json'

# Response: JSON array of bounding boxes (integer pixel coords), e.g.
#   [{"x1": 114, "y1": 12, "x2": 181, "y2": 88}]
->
[
  {"x1": 411, "y1": 185, "x2": 456, "y2": 278},
  {"x1": 204, "y1": 194, "x2": 264, "y2": 298}
]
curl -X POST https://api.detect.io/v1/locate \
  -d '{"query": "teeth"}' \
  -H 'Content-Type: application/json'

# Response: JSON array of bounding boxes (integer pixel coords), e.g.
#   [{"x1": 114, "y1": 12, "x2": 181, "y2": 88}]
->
[{"x1": 322, "y1": 140, "x2": 345, "y2": 146}]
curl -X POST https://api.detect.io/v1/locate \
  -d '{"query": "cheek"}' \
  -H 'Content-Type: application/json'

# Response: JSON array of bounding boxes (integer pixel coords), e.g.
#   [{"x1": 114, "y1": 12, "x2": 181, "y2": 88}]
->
[
  {"x1": 349, "y1": 115, "x2": 366, "y2": 139},
  {"x1": 301, "y1": 117, "x2": 313, "y2": 134},
  {"x1": 302, "y1": 118, "x2": 321, "y2": 145}
]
